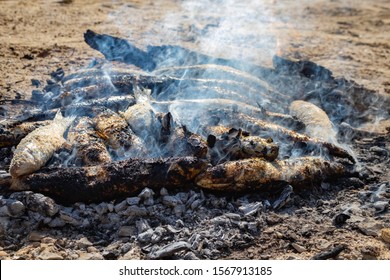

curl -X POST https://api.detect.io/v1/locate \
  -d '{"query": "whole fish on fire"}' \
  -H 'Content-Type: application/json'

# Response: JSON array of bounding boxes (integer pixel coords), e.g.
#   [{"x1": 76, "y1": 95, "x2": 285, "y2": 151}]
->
[{"x1": 9, "y1": 111, "x2": 74, "y2": 177}]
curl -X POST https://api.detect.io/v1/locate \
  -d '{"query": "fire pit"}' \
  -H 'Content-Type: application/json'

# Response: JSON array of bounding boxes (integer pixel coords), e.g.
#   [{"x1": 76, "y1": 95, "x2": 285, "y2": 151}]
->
[
  {"x1": 0, "y1": 21, "x2": 389, "y2": 261},
  {"x1": 0, "y1": 30, "x2": 388, "y2": 205}
]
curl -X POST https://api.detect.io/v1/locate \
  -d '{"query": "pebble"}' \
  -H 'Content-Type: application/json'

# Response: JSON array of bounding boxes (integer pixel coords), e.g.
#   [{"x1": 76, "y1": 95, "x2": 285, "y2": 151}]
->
[
  {"x1": 76, "y1": 237, "x2": 93, "y2": 249},
  {"x1": 173, "y1": 204, "x2": 186, "y2": 216},
  {"x1": 160, "y1": 188, "x2": 169, "y2": 196},
  {"x1": 107, "y1": 203, "x2": 114, "y2": 212},
  {"x1": 94, "y1": 203, "x2": 108, "y2": 216},
  {"x1": 136, "y1": 219, "x2": 150, "y2": 233},
  {"x1": 48, "y1": 217, "x2": 66, "y2": 228},
  {"x1": 118, "y1": 226, "x2": 136, "y2": 237},
  {"x1": 114, "y1": 200, "x2": 128, "y2": 213},
  {"x1": 149, "y1": 241, "x2": 190, "y2": 259},
  {"x1": 28, "y1": 231, "x2": 46, "y2": 242},
  {"x1": 126, "y1": 197, "x2": 140, "y2": 205},
  {"x1": 137, "y1": 229, "x2": 154, "y2": 243},
  {"x1": 143, "y1": 197, "x2": 154, "y2": 206},
  {"x1": 138, "y1": 188, "x2": 154, "y2": 200},
  {"x1": 122, "y1": 206, "x2": 148, "y2": 217},
  {"x1": 190, "y1": 199, "x2": 202, "y2": 210},
  {"x1": 25, "y1": 193, "x2": 59, "y2": 217},
  {"x1": 38, "y1": 250, "x2": 63, "y2": 260},
  {"x1": 380, "y1": 228, "x2": 390, "y2": 243},
  {"x1": 78, "y1": 252, "x2": 104, "y2": 260},
  {"x1": 162, "y1": 196, "x2": 182, "y2": 207},
  {"x1": 7, "y1": 200, "x2": 25, "y2": 217},
  {"x1": 291, "y1": 243, "x2": 306, "y2": 253},
  {"x1": 0, "y1": 206, "x2": 10, "y2": 217},
  {"x1": 239, "y1": 202, "x2": 262, "y2": 216}
]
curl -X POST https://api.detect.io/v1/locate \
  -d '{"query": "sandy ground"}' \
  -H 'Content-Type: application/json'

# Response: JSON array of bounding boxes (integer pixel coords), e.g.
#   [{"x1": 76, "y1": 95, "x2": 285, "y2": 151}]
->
[{"x1": 0, "y1": 0, "x2": 389, "y2": 260}]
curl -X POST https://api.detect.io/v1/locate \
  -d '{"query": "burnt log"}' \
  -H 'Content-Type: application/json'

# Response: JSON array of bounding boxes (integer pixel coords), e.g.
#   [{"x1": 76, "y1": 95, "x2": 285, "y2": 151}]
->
[
  {"x1": 83, "y1": 30, "x2": 270, "y2": 76},
  {"x1": 8, "y1": 157, "x2": 208, "y2": 204}
]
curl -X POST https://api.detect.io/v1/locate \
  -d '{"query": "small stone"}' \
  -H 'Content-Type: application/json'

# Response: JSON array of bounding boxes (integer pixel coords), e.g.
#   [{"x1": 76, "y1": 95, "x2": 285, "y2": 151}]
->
[
  {"x1": 38, "y1": 250, "x2": 63, "y2": 260},
  {"x1": 25, "y1": 193, "x2": 59, "y2": 217},
  {"x1": 107, "y1": 203, "x2": 114, "y2": 212},
  {"x1": 238, "y1": 202, "x2": 263, "y2": 216},
  {"x1": 173, "y1": 204, "x2": 186, "y2": 216},
  {"x1": 122, "y1": 205, "x2": 148, "y2": 217},
  {"x1": 160, "y1": 188, "x2": 169, "y2": 196},
  {"x1": 162, "y1": 196, "x2": 181, "y2": 207},
  {"x1": 78, "y1": 252, "x2": 104, "y2": 260},
  {"x1": 143, "y1": 197, "x2": 154, "y2": 206},
  {"x1": 149, "y1": 241, "x2": 190, "y2": 259},
  {"x1": 114, "y1": 200, "x2": 128, "y2": 213},
  {"x1": 137, "y1": 228, "x2": 154, "y2": 243},
  {"x1": 7, "y1": 200, "x2": 25, "y2": 217},
  {"x1": 48, "y1": 217, "x2": 66, "y2": 228},
  {"x1": 28, "y1": 231, "x2": 46, "y2": 242},
  {"x1": 87, "y1": 246, "x2": 99, "y2": 253},
  {"x1": 291, "y1": 243, "x2": 306, "y2": 253},
  {"x1": 138, "y1": 188, "x2": 154, "y2": 200},
  {"x1": 76, "y1": 237, "x2": 93, "y2": 249},
  {"x1": 126, "y1": 197, "x2": 140, "y2": 205},
  {"x1": 94, "y1": 203, "x2": 108, "y2": 216},
  {"x1": 175, "y1": 192, "x2": 189, "y2": 203},
  {"x1": 380, "y1": 228, "x2": 390, "y2": 243},
  {"x1": 118, "y1": 226, "x2": 136, "y2": 237},
  {"x1": 0, "y1": 251, "x2": 8, "y2": 258},
  {"x1": 190, "y1": 199, "x2": 202, "y2": 210},
  {"x1": 59, "y1": 211, "x2": 82, "y2": 226},
  {"x1": 275, "y1": 231, "x2": 284, "y2": 239},
  {"x1": 121, "y1": 243, "x2": 133, "y2": 254},
  {"x1": 358, "y1": 220, "x2": 383, "y2": 237},
  {"x1": 0, "y1": 206, "x2": 10, "y2": 217},
  {"x1": 136, "y1": 219, "x2": 150, "y2": 233}
]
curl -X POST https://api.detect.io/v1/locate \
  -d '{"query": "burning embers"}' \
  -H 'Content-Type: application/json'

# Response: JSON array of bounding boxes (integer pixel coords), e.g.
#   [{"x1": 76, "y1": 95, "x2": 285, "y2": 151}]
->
[{"x1": 1, "y1": 30, "x2": 387, "y2": 204}]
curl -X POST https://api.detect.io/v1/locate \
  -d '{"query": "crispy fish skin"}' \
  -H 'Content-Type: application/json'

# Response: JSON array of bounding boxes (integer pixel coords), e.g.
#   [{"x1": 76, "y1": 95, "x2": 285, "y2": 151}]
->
[
  {"x1": 290, "y1": 100, "x2": 336, "y2": 143},
  {"x1": 9, "y1": 111, "x2": 74, "y2": 178},
  {"x1": 93, "y1": 108, "x2": 146, "y2": 156},
  {"x1": 205, "y1": 126, "x2": 279, "y2": 163},
  {"x1": 67, "y1": 117, "x2": 111, "y2": 165},
  {"x1": 196, "y1": 156, "x2": 349, "y2": 191},
  {"x1": 228, "y1": 111, "x2": 355, "y2": 163},
  {"x1": 0, "y1": 120, "x2": 51, "y2": 148}
]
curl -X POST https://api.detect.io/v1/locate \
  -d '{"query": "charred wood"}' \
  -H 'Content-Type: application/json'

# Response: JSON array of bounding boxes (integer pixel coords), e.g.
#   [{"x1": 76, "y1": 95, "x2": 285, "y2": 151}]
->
[{"x1": 8, "y1": 157, "x2": 208, "y2": 204}]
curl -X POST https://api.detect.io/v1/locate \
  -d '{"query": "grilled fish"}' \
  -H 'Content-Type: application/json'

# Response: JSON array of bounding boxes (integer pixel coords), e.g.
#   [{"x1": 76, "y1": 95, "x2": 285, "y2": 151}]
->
[
  {"x1": 196, "y1": 156, "x2": 350, "y2": 191},
  {"x1": 205, "y1": 126, "x2": 279, "y2": 164},
  {"x1": 290, "y1": 100, "x2": 336, "y2": 143},
  {"x1": 93, "y1": 108, "x2": 146, "y2": 157},
  {"x1": 67, "y1": 117, "x2": 111, "y2": 165},
  {"x1": 9, "y1": 111, "x2": 74, "y2": 178}
]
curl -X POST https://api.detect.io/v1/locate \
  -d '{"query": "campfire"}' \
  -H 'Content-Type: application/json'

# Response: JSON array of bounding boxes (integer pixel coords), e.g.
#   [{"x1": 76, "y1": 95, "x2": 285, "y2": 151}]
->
[{"x1": 0, "y1": 30, "x2": 388, "y2": 205}]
